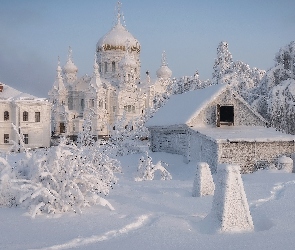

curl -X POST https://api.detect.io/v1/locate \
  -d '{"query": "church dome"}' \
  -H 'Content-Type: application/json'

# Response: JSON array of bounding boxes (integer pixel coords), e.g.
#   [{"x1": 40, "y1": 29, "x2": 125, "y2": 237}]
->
[
  {"x1": 63, "y1": 47, "x2": 78, "y2": 74},
  {"x1": 63, "y1": 59, "x2": 78, "y2": 74},
  {"x1": 156, "y1": 65, "x2": 172, "y2": 79},
  {"x1": 96, "y1": 22, "x2": 140, "y2": 53},
  {"x1": 156, "y1": 51, "x2": 172, "y2": 79}
]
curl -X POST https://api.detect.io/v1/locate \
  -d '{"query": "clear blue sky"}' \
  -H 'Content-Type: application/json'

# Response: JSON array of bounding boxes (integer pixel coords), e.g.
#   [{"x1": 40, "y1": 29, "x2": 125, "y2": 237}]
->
[{"x1": 0, "y1": 0, "x2": 294, "y2": 97}]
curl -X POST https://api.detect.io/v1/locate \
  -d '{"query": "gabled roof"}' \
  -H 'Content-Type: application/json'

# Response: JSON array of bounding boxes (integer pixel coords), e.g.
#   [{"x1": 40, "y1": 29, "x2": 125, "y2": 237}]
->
[{"x1": 146, "y1": 84, "x2": 228, "y2": 127}]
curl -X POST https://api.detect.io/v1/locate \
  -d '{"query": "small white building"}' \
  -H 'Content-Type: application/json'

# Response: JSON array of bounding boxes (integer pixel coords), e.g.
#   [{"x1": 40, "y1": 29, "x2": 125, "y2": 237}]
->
[
  {"x1": 146, "y1": 84, "x2": 295, "y2": 173},
  {"x1": 0, "y1": 83, "x2": 51, "y2": 152}
]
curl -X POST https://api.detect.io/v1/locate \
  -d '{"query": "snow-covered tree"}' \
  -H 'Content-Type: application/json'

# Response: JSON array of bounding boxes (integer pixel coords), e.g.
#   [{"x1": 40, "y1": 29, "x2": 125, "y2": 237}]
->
[
  {"x1": 212, "y1": 41, "x2": 234, "y2": 85},
  {"x1": 0, "y1": 127, "x2": 121, "y2": 217},
  {"x1": 250, "y1": 41, "x2": 295, "y2": 134},
  {"x1": 135, "y1": 152, "x2": 172, "y2": 181}
]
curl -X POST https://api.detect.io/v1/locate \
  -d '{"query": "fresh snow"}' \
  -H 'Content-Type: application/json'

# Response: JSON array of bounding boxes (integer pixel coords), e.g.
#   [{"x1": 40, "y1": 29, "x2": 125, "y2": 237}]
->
[{"x1": 1, "y1": 152, "x2": 295, "y2": 249}]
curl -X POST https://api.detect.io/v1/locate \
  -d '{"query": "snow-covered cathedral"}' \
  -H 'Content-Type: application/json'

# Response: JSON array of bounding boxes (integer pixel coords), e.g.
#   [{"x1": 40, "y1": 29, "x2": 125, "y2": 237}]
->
[{"x1": 48, "y1": 2, "x2": 172, "y2": 139}]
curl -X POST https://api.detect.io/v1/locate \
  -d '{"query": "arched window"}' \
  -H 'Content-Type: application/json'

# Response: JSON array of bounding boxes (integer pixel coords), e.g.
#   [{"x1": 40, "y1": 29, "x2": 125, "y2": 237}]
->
[
  {"x1": 99, "y1": 63, "x2": 102, "y2": 73},
  {"x1": 112, "y1": 61, "x2": 116, "y2": 72},
  {"x1": 4, "y1": 111, "x2": 9, "y2": 121},
  {"x1": 23, "y1": 111, "x2": 28, "y2": 121},
  {"x1": 104, "y1": 62, "x2": 108, "y2": 73},
  {"x1": 99, "y1": 100, "x2": 103, "y2": 108}
]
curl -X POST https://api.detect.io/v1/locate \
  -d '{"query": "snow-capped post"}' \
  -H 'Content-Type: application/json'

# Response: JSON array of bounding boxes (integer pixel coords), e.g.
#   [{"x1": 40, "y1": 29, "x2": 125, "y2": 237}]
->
[
  {"x1": 277, "y1": 155, "x2": 293, "y2": 173},
  {"x1": 207, "y1": 164, "x2": 254, "y2": 233},
  {"x1": 192, "y1": 162, "x2": 215, "y2": 197}
]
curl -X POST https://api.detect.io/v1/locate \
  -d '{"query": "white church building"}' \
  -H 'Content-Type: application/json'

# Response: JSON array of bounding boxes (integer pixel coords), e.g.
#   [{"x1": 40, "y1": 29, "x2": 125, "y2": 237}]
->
[
  {"x1": 0, "y1": 83, "x2": 51, "y2": 152},
  {"x1": 48, "y1": 2, "x2": 172, "y2": 140}
]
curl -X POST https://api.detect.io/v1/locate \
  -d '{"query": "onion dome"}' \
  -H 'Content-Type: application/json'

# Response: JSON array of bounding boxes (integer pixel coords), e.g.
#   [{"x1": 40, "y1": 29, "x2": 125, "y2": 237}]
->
[
  {"x1": 96, "y1": 4, "x2": 140, "y2": 53},
  {"x1": 63, "y1": 46, "x2": 78, "y2": 74},
  {"x1": 156, "y1": 51, "x2": 172, "y2": 79}
]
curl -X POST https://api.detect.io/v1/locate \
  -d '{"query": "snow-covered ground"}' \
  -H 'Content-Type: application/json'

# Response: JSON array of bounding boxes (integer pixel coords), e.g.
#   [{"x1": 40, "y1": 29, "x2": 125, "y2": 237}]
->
[{"x1": 1, "y1": 151, "x2": 295, "y2": 250}]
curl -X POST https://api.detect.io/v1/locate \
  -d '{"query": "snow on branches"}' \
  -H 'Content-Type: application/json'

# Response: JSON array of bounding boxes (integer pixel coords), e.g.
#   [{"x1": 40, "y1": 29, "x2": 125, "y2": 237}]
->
[
  {"x1": 135, "y1": 152, "x2": 172, "y2": 181},
  {"x1": 0, "y1": 129, "x2": 121, "y2": 217}
]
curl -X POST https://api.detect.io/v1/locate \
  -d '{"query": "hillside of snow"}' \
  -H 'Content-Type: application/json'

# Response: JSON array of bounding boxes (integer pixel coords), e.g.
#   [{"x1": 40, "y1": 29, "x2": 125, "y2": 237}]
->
[{"x1": 1, "y1": 151, "x2": 295, "y2": 250}]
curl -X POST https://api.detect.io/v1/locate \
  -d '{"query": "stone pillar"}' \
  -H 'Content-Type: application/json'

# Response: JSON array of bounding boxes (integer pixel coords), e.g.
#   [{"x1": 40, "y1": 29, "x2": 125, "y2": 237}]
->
[
  {"x1": 209, "y1": 164, "x2": 254, "y2": 233},
  {"x1": 278, "y1": 155, "x2": 293, "y2": 173},
  {"x1": 192, "y1": 162, "x2": 215, "y2": 197}
]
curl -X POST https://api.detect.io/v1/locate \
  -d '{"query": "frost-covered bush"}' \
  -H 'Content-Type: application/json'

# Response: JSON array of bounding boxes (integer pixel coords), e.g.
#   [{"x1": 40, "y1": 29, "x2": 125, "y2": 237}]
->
[
  {"x1": 0, "y1": 136, "x2": 121, "y2": 217},
  {"x1": 192, "y1": 162, "x2": 215, "y2": 197},
  {"x1": 277, "y1": 155, "x2": 293, "y2": 173},
  {"x1": 135, "y1": 152, "x2": 172, "y2": 181}
]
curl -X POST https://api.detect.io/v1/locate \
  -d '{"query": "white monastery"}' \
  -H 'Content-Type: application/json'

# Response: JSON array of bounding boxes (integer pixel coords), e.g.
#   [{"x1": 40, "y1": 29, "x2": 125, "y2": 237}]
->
[
  {"x1": 0, "y1": 83, "x2": 51, "y2": 152},
  {"x1": 48, "y1": 2, "x2": 172, "y2": 140}
]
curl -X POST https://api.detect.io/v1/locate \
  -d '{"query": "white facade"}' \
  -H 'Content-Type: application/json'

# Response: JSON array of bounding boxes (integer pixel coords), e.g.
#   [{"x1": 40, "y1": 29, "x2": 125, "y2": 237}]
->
[
  {"x1": 0, "y1": 83, "x2": 51, "y2": 152},
  {"x1": 48, "y1": 4, "x2": 172, "y2": 139}
]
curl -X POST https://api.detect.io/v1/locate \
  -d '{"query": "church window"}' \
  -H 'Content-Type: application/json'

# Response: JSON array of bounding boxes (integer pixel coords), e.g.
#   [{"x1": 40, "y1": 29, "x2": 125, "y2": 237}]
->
[
  {"x1": 4, "y1": 134, "x2": 9, "y2": 143},
  {"x1": 81, "y1": 99, "x2": 85, "y2": 111},
  {"x1": 73, "y1": 124, "x2": 75, "y2": 132},
  {"x1": 23, "y1": 134, "x2": 29, "y2": 144},
  {"x1": 104, "y1": 62, "x2": 108, "y2": 73},
  {"x1": 35, "y1": 112, "x2": 40, "y2": 122},
  {"x1": 128, "y1": 74, "x2": 131, "y2": 81},
  {"x1": 112, "y1": 61, "x2": 116, "y2": 72},
  {"x1": 123, "y1": 105, "x2": 136, "y2": 113},
  {"x1": 113, "y1": 126, "x2": 115, "y2": 130},
  {"x1": 90, "y1": 99, "x2": 95, "y2": 108},
  {"x1": 23, "y1": 111, "x2": 28, "y2": 121},
  {"x1": 4, "y1": 111, "x2": 9, "y2": 121},
  {"x1": 99, "y1": 63, "x2": 102, "y2": 73},
  {"x1": 99, "y1": 100, "x2": 103, "y2": 108}
]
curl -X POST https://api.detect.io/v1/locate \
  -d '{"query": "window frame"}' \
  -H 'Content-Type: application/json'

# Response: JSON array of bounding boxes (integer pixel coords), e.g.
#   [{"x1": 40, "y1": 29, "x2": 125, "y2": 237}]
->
[
  {"x1": 23, "y1": 111, "x2": 28, "y2": 122},
  {"x1": 23, "y1": 134, "x2": 29, "y2": 144},
  {"x1": 4, "y1": 111, "x2": 9, "y2": 121},
  {"x1": 35, "y1": 112, "x2": 40, "y2": 122},
  {"x1": 4, "y1": 134, "x2": 9, "y2": 143}
]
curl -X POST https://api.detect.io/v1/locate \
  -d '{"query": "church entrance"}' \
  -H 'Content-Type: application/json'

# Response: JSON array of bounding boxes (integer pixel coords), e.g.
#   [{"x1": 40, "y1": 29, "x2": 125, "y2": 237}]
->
[
  {"x1": 60, "y1": 122, "x2": 65, "y2": 133},
  {"x1": 217, "y1": 105, "x2": 234, "y2": 126}
]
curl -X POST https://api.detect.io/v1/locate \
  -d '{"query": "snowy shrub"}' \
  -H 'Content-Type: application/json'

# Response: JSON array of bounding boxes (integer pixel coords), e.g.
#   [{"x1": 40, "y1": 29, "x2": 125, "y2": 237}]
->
[
  {"x1": 135, "y1": 152, "x2": 172, "y2": 181},
  {"x1": 192, "y1": 162, "x2": 215, "y2": 197},
  {"x1": 0, "y1": 129, "x2": 121, "y2": 217},
  {"x1": 277, "y1": 155, "x2": 293, "y2": 173}
]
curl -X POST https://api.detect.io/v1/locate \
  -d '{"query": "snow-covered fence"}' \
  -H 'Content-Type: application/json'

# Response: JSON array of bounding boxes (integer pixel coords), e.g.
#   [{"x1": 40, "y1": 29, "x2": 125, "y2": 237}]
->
[{"x1": 192, "y1": 162, "x2": 215, "y2": 197}]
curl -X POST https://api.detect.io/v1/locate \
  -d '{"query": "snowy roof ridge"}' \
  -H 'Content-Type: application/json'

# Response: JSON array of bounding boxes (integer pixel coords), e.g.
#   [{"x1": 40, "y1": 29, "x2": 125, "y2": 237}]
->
[
  {"x1": 0, "y1": 83, "x2": 38, "y2": 101},
  {"x1": 146, "y1": 84, "x2": 228, "y2": 127}
]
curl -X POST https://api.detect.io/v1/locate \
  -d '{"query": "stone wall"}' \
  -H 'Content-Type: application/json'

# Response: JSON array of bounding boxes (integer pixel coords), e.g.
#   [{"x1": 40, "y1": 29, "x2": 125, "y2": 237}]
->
[
  {"x1": 150, "y1": 127, "x2": 188, "y2": 155},
  {"x1": 218, "y1": 140, "x2": 295, "y2": 173}
]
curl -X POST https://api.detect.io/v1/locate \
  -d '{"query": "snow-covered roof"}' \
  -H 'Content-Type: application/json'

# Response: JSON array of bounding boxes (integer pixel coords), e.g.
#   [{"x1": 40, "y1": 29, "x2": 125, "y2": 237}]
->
[
  {"x1": 0, "y1": 83, "x2": 39, "y2": 101},
  {"x1": 192, "y1": 126, "x2": 295, "y2": 143},
  {"x1": 146, "y1": 84, "x2": 228, "y2": 127}
]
